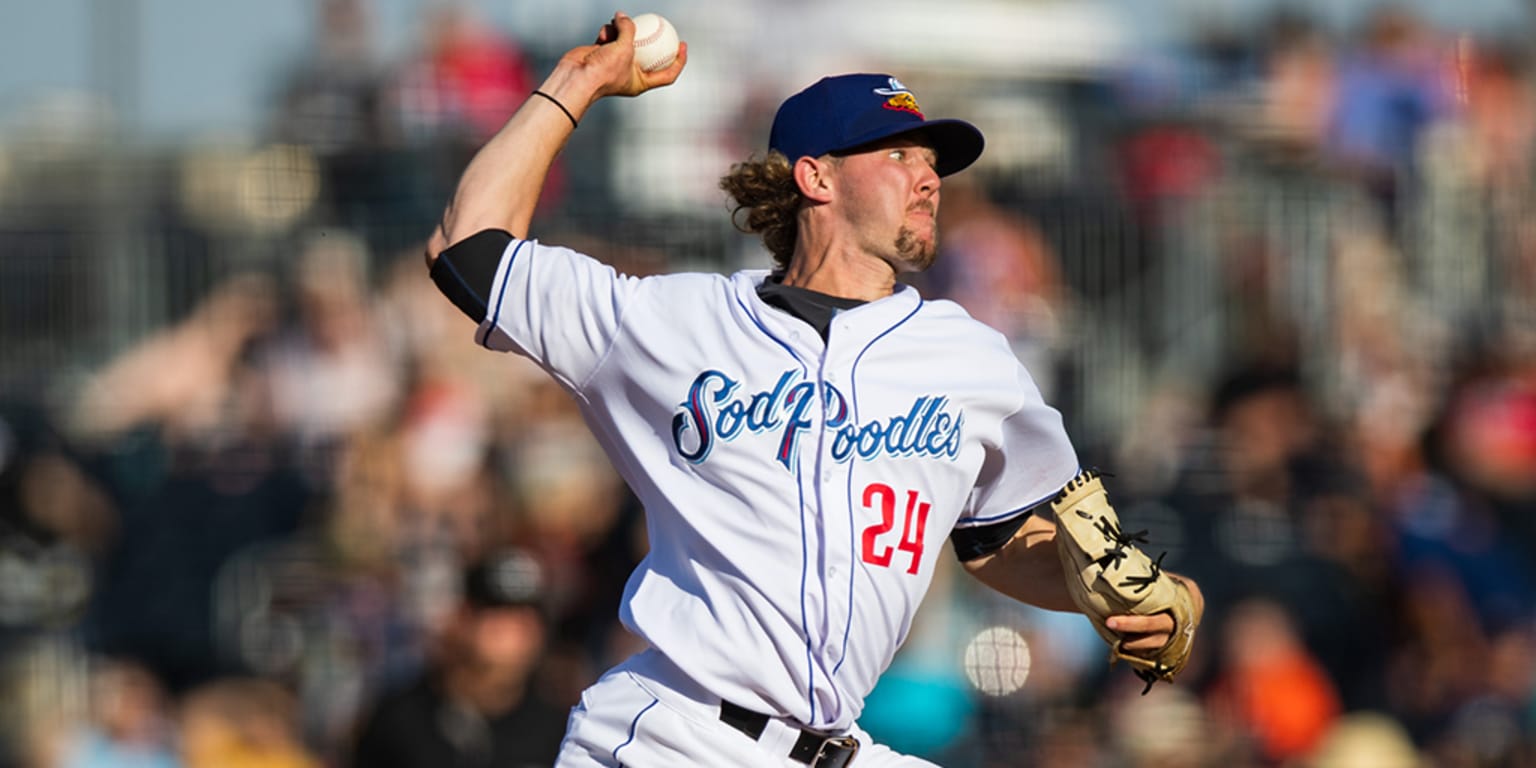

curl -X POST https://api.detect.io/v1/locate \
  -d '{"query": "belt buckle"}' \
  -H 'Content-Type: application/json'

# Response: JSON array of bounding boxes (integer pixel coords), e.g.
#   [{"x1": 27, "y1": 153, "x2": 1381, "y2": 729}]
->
[{"x1": 813, "y1": 735, "x2": 860, "y2": 768}]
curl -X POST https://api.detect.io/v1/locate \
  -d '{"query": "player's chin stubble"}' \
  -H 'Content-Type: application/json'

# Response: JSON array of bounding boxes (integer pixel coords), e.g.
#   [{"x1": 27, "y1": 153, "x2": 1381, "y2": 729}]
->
[{"x1": 893, "y1": 226, "x2": 938, "y2": 272}]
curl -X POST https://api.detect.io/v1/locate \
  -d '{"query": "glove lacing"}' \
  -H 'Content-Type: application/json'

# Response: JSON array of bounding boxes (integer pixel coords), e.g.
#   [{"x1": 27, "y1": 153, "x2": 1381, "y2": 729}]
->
[{"x1": 1059, "y1": 469, "x2": 1177, "y2": 695}]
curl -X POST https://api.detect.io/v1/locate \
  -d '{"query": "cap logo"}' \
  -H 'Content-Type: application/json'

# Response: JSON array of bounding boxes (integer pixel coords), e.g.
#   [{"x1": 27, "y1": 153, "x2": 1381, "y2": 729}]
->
[{"x1": 872, "y1": 76, "x2": 923, "y2": 118}]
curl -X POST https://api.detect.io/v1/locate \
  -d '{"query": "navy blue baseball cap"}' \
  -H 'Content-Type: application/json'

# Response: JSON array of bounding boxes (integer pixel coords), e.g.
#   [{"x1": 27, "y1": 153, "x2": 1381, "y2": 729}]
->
[{"x1": 769, "y1": 74, "x2": 985, "y2": 177}]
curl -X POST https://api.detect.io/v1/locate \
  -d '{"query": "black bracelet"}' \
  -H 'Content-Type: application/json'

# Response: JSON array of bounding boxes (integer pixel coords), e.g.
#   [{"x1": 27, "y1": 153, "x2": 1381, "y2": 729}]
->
[{"x1": 531, "y1": 90, "x2": 578, "y2": 129}]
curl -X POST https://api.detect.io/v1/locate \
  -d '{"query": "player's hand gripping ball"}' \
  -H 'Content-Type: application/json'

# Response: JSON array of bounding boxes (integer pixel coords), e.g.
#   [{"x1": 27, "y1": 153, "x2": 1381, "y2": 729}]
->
[{"x1": 631, "y1": 13, "x2": 680, "y2": 73}]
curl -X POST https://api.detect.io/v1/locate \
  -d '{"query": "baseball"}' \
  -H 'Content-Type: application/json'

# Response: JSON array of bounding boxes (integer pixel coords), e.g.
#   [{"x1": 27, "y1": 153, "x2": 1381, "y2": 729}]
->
[
  {"x1": 963, "y1": 626, "x2": 1032, "y2": 696},
  {"x1": 631, "y1": 13, "x2": 680, "y2": 73}
]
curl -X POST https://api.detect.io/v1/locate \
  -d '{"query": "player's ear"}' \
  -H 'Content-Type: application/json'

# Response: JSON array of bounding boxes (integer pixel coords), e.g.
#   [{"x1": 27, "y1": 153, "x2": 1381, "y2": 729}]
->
[{"x1": 793, "y1": 156, "x2": 836, "y2": 204}]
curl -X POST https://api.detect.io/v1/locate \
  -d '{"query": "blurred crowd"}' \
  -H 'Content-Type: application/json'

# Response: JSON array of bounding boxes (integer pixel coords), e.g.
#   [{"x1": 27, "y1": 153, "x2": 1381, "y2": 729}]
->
[{"x1": 2, "y1": 1, "x2": 1536, "y2": 767}]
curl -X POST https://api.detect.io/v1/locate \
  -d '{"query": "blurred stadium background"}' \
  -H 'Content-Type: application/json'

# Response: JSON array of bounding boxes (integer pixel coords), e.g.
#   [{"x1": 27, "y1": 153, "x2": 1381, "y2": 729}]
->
[{"x1": 3, "y1": 0, "x2": 1536, "y2": 766}]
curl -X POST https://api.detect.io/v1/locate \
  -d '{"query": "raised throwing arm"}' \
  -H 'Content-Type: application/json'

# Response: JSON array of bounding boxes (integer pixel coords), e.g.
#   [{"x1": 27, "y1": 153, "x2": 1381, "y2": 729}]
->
[{"x1": 425, "y1": 12, "x2": 687, "y2": 262}]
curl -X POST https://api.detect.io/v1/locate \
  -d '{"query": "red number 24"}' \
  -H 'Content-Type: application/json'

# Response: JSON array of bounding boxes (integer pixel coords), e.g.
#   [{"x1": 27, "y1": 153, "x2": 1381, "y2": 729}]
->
[{"x1": 860, "y1": 483, "x2": 930, "y2": 575}]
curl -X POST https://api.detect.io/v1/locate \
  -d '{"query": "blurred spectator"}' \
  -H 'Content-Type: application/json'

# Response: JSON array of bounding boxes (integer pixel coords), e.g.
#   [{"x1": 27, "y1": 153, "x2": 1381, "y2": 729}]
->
[
  {"x1": 1206, "y1": 598, "x2": 1342, "y2": 764},
  {"x1": 68, "y1": 274, "x2": 279, "y2": 448},
  {"x1": 1455, "y1": 41, "x2": 1536, "y2": 194},
  {"x1": 1382, "y1": 360, "x2": 1536, "y2": 762},
  {"x1": 179, "y1": 678, "x2": 321, "y2": 768},
  {"x1": 1442, "y1": 367, "x2": 1536, "y2": 511},
  {"x1": 928, "y1": 180, "x2": 1070, "y2": 395},
  {"x1": 1326, "y1": 6, "x2": 1454, "y2": 221},
  {"x1": 1117, "y1": 117, "x2": 1221, "y2": 217},
  {"x1": 349, "y1": 549, "x2": 567, "y2": 768},
  {"x1": 384, "y1": 3, "x2": 534, "y2": 146},
  {"x1": 1415, "y1": 39, "x2": 1536, "y2": 347},
  {"x1": 268, "y1": 0, "x2": 405, "y2": 256},
  {"x1": 369, "y1": 5, "x2": 552, "y2": 248},
  {"x1": 1309, "y1": 711, "x2": 1424, "y2": 768},
  {"x1": 285, "y1": 374, "x2": 506, "y2": 749},
  {"x1": 482, "y1": 363, "x2": 633, "y2": 684},
  {"x1": 1108, "y1": 685, "x2": 1221, "y2": 768},
  {"x1": 1159, "y1": 363, "x2": 1322, "y2": 595},
  {"x1": 55, "y1": 659, "x2": 181, "y2": 768},
  {"x1": 1380, "y1": 367, "x2": 1536, "y2": 758},
  {"x1": 66, "y1": 273, "x2": 313, "y2": 693},
  {"x1": 263, "y1": 231, "x2": 401, "y2": 484},
  {"x1": 0, "y1": 403, "x2": 108, "y2": 651},
  {"x1": 270, "y1": 0, "x2": 384, "y2": 155},
  {"x1": 1249, "y1": 12, "x2": 1337, "y2": 163},
  {"x1": 1386, "y1": 565, "x2": 1498, "y2": 752},
  {"x1": 1395, "y1": 366, "x2": 1536, "y2": 630},
  {"x1": 1152, "y1": 363, "x2": 1393, "y2": 710},
  {"x1": 1325, "y1": 222, "x2": 1438, "y2": 511}
]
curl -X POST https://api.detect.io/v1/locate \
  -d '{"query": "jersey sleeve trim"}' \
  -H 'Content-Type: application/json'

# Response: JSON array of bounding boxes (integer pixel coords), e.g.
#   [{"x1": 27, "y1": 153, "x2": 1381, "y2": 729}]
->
[
  {"x1": 477, "y1": 238, "x2": 530, "y2": 349},
  {"x1": 957, "y1": 467, "x2": 1078, "y2": 527},
  {"x1": 948, "y1": 474, "x2": 1075, "y2": 561},
  {"x1": 958, "y1": 503, "x2": 1034, "y2": 527}
]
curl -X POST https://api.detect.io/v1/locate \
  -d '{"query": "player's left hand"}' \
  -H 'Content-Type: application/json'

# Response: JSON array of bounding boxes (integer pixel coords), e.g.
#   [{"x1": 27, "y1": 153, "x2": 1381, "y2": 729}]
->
[
  {"x1": 1107, "y1": 574, "x2": 1204, "y2": 657},
  {"x1": 1107, "y1": 612, "x2": 1177, "y2": 655}
]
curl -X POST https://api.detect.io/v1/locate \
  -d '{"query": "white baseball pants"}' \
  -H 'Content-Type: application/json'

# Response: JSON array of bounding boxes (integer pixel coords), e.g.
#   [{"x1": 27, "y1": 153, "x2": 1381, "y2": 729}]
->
[{"x1": 555, "y1": 648, "x2": 940, "y2": 768}]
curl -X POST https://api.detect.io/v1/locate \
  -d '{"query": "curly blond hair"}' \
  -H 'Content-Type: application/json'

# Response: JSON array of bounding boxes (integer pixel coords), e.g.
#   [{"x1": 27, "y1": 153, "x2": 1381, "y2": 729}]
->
[{"x1": 719, "y1": 152, "x2": 807, "y2": 271}]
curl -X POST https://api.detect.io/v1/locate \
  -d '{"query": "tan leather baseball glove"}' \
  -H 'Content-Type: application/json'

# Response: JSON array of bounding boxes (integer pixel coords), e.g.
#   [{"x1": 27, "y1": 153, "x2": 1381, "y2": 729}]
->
[{"x1": 1050, "y1": 470, "x2": 1201, "y2": 693}]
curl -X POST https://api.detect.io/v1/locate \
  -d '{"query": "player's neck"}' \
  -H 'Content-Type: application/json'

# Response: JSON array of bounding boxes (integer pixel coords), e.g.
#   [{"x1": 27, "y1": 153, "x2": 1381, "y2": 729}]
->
[{"x1": 781, "y1": 239, "x2": 897, "y2": 302}]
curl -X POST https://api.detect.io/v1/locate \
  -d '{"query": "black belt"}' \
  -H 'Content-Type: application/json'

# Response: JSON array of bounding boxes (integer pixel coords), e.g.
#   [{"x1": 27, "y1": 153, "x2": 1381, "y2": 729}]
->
[{"x1": 719, "y1": 700, "x2": 860, "y2": 767}]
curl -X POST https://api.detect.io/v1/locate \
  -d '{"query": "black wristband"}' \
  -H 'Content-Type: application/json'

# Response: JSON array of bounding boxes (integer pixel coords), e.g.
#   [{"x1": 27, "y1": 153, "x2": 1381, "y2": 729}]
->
[{"x1": 531, "y1": 90, "x2": 578, "y2": 129}]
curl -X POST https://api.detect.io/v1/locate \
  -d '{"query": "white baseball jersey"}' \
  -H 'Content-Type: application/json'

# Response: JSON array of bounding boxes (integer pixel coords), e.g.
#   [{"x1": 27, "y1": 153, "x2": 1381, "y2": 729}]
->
[{"x1": 475, "y1": 237, "x2": 1079, "y2": 733}]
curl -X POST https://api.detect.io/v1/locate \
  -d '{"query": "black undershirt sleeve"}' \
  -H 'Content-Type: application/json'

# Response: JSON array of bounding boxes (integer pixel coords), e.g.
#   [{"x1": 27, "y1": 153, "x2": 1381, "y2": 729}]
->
[
  {"x1": 430, "y1": 229, "x2": 514, "y2": 323},
  {"x1": 950, "y1": 509, "x2": 1038, "y2": 562}
]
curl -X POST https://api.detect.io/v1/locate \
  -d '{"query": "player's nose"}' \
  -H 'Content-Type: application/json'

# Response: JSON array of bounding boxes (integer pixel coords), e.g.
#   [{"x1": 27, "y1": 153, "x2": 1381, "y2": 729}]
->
[{"x1": 916, "y1": 163, "x2": 940, "y2": 195}]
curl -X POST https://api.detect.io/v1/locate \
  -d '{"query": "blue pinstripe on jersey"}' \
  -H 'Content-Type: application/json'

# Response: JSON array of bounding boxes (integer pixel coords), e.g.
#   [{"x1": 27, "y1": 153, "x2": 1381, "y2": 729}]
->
[
  {"x1": 797, "y1": 441, "x2": 817, "y2": 723},
  {"x1": 611, "y1": 697, "x2": 658, "y2": 763},
  {"x1": 834, "y1": 298, "x2": 925, "y2": 679},
  {"x1": 734, "y1": 293, "x2": 804, "y2": 362}
]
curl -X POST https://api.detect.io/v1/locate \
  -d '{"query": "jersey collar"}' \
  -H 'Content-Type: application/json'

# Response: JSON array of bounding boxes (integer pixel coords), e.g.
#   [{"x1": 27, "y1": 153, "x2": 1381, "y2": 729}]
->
[{"x1": 731, "y1": 270, "x2": 922, "y2": 349}]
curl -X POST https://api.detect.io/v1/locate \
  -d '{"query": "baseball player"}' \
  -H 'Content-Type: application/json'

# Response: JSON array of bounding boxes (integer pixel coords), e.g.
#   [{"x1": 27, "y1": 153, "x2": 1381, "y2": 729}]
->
[{"x1": 423, "y1": 13, "x2": 1204, "y2": 768}]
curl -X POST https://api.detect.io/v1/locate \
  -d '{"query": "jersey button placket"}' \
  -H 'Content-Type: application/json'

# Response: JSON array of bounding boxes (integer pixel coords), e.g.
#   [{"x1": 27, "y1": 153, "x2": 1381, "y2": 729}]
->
[
  {"x1": 796, "y1": 433, "x2": 831, "y2": 659},
  {"x1": 815, "y1": 358, "x2": 855, "y2": 697},
  {"x1": 818, "y1": 360, "x2": 840, "y2": 489}
]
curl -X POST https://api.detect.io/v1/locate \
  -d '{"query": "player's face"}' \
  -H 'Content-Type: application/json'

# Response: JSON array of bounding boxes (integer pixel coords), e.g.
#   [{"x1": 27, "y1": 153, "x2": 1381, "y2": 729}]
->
[{"x1": 831, "y1": 136, "x2": 941, "y2": 273}]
